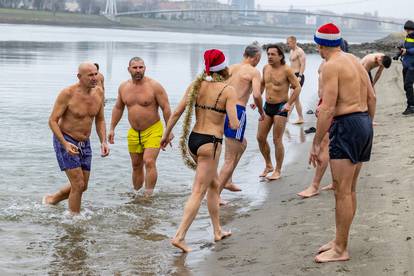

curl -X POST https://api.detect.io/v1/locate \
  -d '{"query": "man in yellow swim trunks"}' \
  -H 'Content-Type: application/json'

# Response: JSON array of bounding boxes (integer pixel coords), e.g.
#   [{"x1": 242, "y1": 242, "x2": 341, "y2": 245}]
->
[{"x1": 108, "y1": 57, "x2": 172, "y2": 196}]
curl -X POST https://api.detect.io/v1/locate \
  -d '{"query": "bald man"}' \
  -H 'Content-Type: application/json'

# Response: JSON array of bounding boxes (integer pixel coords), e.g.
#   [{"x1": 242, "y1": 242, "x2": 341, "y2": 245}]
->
[{"x1": 43, "y1": 62, "x2": 109, "y2": 215}]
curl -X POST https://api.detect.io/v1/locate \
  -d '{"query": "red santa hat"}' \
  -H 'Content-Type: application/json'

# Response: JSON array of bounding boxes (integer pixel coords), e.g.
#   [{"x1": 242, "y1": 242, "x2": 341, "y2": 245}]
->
[
  {"x1": 314, "y1": 23, "x2": 342, "y2": 47},
  {"x1": 204, "y1": 49, "x2": 227, "y2": 81}
]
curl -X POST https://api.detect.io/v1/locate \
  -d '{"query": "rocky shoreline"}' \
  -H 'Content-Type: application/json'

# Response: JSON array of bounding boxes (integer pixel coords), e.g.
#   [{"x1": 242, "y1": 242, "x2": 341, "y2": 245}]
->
[{"x1": 280, "y1": 32, "x2": 406, "y2": 57}]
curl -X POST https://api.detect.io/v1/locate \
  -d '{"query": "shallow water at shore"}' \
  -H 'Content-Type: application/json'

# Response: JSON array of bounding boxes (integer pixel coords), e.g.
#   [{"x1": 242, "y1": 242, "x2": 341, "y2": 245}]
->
[{"x1": 0, "y1": 24, "x2": 321, "y2": 274}]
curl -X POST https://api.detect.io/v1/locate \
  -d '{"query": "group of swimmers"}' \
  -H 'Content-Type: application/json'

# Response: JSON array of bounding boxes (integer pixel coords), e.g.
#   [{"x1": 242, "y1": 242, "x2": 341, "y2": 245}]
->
[{"x1": 43, "y1": 22, "x2": 381, "y2": 263}]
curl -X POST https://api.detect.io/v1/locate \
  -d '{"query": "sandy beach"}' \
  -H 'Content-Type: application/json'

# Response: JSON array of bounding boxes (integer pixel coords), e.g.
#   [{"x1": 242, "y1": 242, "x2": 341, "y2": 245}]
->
[{"x1": 190, "y1": 62, "x2": 414, "y2": 275}]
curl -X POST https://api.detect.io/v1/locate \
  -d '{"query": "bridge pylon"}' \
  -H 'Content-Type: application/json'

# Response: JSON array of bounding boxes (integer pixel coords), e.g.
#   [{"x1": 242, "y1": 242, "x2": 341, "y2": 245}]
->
[{"x1": 104, "y1": 0, "x2": 119, "y2": 22}]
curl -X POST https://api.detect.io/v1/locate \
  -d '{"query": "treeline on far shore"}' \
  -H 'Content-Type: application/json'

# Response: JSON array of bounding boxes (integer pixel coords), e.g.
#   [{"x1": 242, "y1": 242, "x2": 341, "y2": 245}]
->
[{"x1": 0, "y1": 0, "x2": 105, "y2": 15}]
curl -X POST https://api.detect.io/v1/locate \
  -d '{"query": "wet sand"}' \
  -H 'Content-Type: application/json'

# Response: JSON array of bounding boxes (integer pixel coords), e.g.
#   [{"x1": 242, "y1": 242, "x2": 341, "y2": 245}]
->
[{"x1": 194, "y1": 63, "x2": 414, "y2": 275}]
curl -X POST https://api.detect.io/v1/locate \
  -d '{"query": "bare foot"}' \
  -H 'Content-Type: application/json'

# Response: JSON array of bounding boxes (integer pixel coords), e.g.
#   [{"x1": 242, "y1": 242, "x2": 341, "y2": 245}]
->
[
  {"x1": 42, "y1": 194, "x2": 55, "y2": 205},
  {"x1": 297, "y1": 185, "x2": 319, "y2": 198},
  {"x1": 214, "y1": 230, "x2": 232, "y2": 242},
  {"x1": 292, "y1": 119, "x2": 304, "y2": 124},
  {"x1": 219, "y1": 198, "x2": 228, "y2": 206},
  {"x1": 321, "y1": 184, "x2": 334, "y2": 191},
  {"x1": 315, "y1": 248, "x2": 350, "y2": 263},
  {"x1": 318, "y1": 240, "x2": 335, "y2": 253},
  {"x1": 144, "y1": 189, "x2": 154, "y2": 197},
  {"x1": 265, "y1": 170, "x2": 281, "y2": 181},
  {"x1": 171, "y1": 238, "x2": 192, "y2": 253},
  {"x1": 224, "y1": 182, "x2": 242, "y2": 192},
  {"x1": 259, "y1": 166, "x2": 273, "y2": 177}
]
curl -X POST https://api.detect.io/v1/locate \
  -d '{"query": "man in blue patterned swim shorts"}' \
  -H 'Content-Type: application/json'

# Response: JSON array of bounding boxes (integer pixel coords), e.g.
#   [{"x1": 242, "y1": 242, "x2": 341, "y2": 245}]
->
[{"x1": 43, "y1": 62, "x2": 110, "y2": 215}]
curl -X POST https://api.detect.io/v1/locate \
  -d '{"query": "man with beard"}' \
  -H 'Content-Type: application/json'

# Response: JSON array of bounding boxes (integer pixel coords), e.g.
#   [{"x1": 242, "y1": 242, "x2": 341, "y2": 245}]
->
[{"x1": 109, "y1": 57, "x2": 172, "y2": 196}]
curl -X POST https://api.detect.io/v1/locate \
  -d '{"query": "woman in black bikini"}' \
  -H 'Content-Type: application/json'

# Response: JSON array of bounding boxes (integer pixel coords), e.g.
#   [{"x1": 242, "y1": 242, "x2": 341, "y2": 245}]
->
[{"x1": 161, "y1": 49, "x2": 239, "y2": 253}]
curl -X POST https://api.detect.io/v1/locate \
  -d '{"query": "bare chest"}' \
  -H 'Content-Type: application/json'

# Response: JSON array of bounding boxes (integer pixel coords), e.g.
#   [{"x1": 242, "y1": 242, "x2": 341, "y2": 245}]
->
[
  {"x1": 265, "y1": 69, "x2": 287, "y2": 87},
  {"x1": 122, "y1": 88, "x2": 156, "y2": 108},
  {"x1": 290, "y1": 51, "x2": 299, "y2": 62},
  {"x1": 68, "y1": 94, "x2": 102, "y2": 118}
]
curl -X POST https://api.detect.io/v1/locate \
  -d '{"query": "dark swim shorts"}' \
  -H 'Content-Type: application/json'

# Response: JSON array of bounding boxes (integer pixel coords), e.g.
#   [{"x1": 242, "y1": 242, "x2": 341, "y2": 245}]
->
[
  {"x1": 329, "y1": 112, "x2": 373, "y2": 164},
  {"x1": 368, "y1": 71, "x2": 373, "y2": 84},
  {"x1": 264, "y1": 101, "x2": 288, "y2": 117},
  {"x1": 53, "y1": 133, "x2": 92, "y2": 171},
  {"x1": 295, "y1": 72, "x2": 305, "y2": 87}
]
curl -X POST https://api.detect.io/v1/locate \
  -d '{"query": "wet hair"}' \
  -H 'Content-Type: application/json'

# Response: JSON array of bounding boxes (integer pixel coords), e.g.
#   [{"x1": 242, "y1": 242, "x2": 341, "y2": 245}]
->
[
  {"x1": 94, "y1": 63, "x2": 99, "y2": 70},
  {"x1": 382, "y1": 55, "x2": 392, "y2": 68},
  {"x1": 266, "y1": 44, "x2": 286, "y2": 65},
  {"x1": 287, "y1": 36, "x2": 297, "y2": 42},
  {"x1": 243, "y1": 41, "x2": 262, "y2": 58},
  {"x1": 129, "y1": 56, "x2": 144, "y2": 66}
]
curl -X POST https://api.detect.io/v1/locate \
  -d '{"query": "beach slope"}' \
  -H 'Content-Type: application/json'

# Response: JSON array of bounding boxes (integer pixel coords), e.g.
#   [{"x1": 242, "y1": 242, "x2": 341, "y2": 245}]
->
[{"x1": 194, "y1": 62, "x2": 414, "y2": 276}]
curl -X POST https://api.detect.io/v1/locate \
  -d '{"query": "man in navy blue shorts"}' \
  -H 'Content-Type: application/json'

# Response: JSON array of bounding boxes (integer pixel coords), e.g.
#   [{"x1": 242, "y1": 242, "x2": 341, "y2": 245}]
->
[
  {"x1": 43, "y1": 62, "x2": 109, "y2": 215},
  {"x1": 310, "y1": 23, "x2": 376, "y2": 263}
]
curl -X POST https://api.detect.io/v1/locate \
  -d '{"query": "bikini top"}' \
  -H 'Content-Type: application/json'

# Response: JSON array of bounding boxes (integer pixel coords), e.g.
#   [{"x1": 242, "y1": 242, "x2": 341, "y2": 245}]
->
[{"x1": 195, "y1": 84, "x2": 228, "y2": 114}]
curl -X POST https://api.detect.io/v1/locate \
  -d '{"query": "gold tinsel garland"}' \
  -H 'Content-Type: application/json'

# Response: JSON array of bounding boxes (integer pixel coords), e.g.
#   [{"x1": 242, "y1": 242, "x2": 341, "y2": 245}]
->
[{"x1": 179, "y1": 72, "x2": 226, "y2": 170}]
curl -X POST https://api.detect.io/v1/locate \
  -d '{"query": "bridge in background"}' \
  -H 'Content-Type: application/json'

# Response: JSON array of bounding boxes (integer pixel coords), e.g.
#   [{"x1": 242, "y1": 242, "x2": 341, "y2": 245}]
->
[{"x1": 103, "y1": 0, "x2": 403, "y2": 27}]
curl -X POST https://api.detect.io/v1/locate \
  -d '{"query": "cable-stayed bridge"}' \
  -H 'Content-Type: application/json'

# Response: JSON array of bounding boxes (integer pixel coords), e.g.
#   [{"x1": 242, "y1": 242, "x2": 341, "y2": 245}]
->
[{"x1": 103, "y1": 0, "x2": 402, "y2": 27}]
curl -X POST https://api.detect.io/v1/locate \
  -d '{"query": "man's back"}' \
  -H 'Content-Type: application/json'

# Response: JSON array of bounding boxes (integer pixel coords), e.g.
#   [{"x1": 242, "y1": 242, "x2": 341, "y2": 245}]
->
[
  {"x1": 324, "y1": 52, "x2": 369, "y2": 116},
  {"x1": 228, "y1": 63, "x2": 257, "y2": 105},
  {"x1": 360, "y1": 53, "x2": 382, "y2": 71}
]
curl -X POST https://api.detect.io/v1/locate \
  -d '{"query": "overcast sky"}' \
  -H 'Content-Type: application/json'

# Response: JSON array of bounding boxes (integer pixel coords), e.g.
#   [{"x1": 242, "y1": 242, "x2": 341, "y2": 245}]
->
[{"x1": 220, "y1": 0, "x2": 412, "y2": 19}]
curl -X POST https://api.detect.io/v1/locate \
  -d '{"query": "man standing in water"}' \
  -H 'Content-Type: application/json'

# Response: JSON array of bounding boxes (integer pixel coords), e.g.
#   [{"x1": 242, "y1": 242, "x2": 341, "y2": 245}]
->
[
  {"x1": 43, "y1": 62, "x2": 110, "y2": 214},
  {"x1": 287, "y1": 36, "x2": 306, "y2": 124},
  {"x1": 310, "y1": 23, "x2": 375, "y2": 263},
  {"x1": 109, "y1": 57, "x2": 172, "y2": 196},
  {"x1": 94, "y1": 63, "x2": 105, "y2": 91},
  {"x1": 257, "y1": 44, "x2": 301, "y2": 180},
  {"x1": 217, "y1": 42, "x2": 264, "y2": 201}
]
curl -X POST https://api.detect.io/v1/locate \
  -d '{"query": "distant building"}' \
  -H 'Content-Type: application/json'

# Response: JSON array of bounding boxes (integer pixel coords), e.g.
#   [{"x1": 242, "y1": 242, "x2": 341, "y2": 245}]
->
[
  {"x1": 343, "y1": 12, "x2": 379, "y2": 30},
  {"x1": 231, "y1": 0, "x2": 255, "y2": 11},
  {"x1": 286, "y1": 7, "x2": 306, "y2": 25},
  {"x1": 314, "y1": 10, "x2": 339, "y2": 27},
  {"x1": 230, "y1": 0, "x2": 260, "y2": 24},
  {"x1": 65, "y1": 1, "x2": 80, "y2": 12}
]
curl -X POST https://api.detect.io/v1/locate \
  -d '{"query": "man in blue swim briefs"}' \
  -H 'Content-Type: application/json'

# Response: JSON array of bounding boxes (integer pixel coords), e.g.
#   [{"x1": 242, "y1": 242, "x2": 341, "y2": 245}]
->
[
  {"x1": 256, "y1": 44, "x2": 301, "y2": 180},
  {"x1": 217, "y1": 42, "x2": 265, "y2": 204},
  {"x1": 309, "y1": 23, "x2": 376, "y2": 263},
  {"x1": 43, "y1": 62, "x2": 110, "y2": 215}
]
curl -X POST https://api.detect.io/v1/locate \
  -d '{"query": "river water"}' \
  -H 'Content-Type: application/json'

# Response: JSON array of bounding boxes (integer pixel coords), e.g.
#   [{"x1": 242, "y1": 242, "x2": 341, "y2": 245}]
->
[{"x1": 0, "y1": 24, "x2": 321, "y2": 275}]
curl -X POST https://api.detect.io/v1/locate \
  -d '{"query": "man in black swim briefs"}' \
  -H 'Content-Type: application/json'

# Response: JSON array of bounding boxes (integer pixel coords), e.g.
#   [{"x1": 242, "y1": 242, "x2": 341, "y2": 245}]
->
[
  {"x1": 309, "y1": 23, "x2": 376, "y2": 263},
  {"x1": 287, "y1": 36, "x2": 307, "y2": 124},
  {"x1": 257, "y1": 44, "x2": 301, "y2": 180}
]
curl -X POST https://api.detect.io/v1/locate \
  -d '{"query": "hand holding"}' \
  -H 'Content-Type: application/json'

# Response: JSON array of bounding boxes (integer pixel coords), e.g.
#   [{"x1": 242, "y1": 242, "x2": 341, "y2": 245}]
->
[{"x1": 65, "y1": 142, "x2": 79, "y2": 156}]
